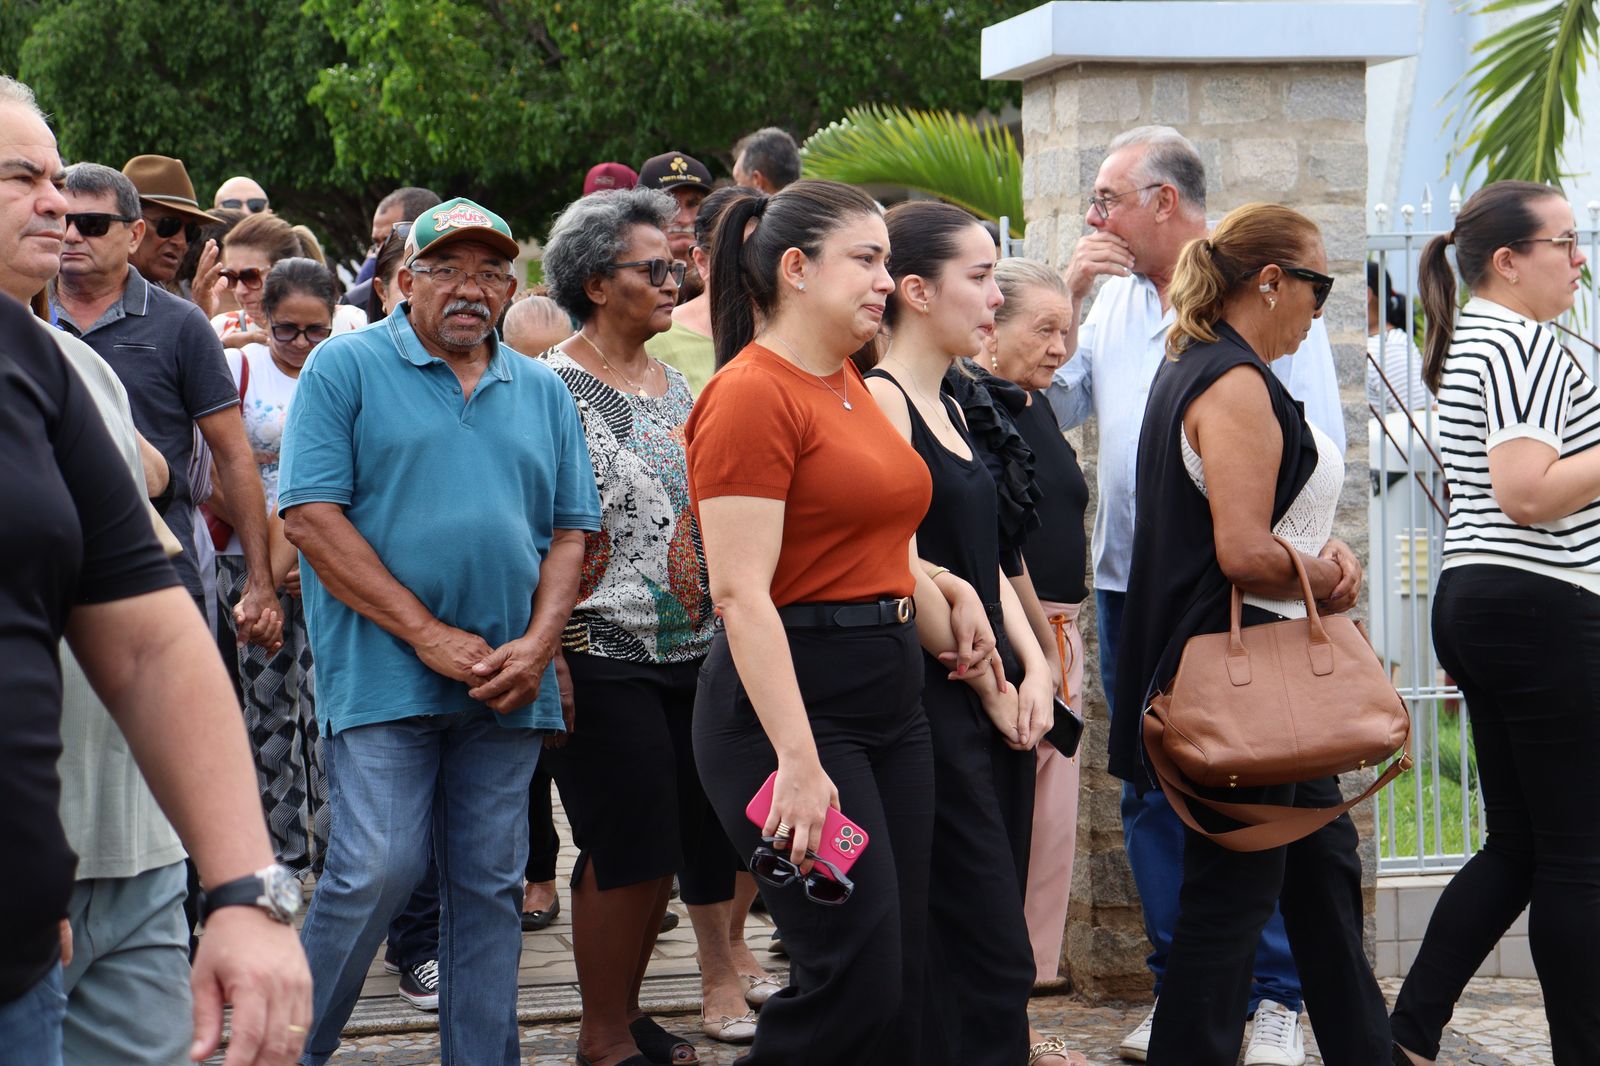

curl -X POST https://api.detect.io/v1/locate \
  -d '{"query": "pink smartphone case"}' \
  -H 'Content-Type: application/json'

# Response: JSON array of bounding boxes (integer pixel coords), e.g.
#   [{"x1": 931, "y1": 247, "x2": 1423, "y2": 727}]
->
[{"x1": 744, "y1": 771, "x2": 869, "y2": 881}]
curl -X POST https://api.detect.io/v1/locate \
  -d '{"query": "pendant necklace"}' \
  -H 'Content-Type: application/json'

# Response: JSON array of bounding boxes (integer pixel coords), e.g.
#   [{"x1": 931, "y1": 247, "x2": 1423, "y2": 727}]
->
[
  {"x1": 581, "y1": 331, "x2": 651, "y2": 397},
  {"x1": 765, "y1": 334, "x2": 852, "y2": 410}
]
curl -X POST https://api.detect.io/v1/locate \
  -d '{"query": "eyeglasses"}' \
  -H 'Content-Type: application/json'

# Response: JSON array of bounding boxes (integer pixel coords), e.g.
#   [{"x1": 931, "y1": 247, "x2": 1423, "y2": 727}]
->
[
  {"x1": 611, "y1": 258, "x2": 686, "y2": 288},
  {"x1": 269, "y1": 321, "x2": 332, "y2": 346},
  {"x1": 408, "y1": 264, "x2": 516, "y2": 290},
  {"x1": 219, "y1": 197, "x2": 269, "y2": 214},
  {"x1": 147, "y1": 215, "x2": 203, "y2": 244},
  {"x1": 65, "y1": 212, "x2": 138, "y2": 238},
  {"x1": 371, "y1": 220, "x2": 414, "y2": 256},
  {"x1": 1511, "y1": 231, "x2": 1583, "y2": 262},
  {"x1": 220, "y1": 267, "x2": 265, "y2": 290},
  {"x1": 1247, "y1": 265, "x2": 1334, "y2": 311},
  {"x1": 750, "y1": 837, "x2": 854, "y2": 906},
  {"x1": 1088, "y1": 183, "x2": 1164, "y2": 223}
]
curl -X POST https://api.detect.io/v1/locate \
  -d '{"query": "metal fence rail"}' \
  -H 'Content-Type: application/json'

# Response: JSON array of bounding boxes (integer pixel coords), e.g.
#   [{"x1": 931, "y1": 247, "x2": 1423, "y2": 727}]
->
[{"x1": 1366, "y1": 190, "x2": 1600, "y2": 874}]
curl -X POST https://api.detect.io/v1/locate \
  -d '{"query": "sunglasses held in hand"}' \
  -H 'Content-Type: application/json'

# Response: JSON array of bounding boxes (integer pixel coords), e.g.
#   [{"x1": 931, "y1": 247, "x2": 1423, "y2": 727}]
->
[{"x1": 750, "y1": 837, "x2": 855, "y2": 906}]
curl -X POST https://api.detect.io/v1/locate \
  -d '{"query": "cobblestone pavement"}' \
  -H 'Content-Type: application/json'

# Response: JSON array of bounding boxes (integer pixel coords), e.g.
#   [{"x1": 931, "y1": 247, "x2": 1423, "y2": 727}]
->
[{"x1": 262, "y1": 976, "x2": 1547, "y2": 1065}]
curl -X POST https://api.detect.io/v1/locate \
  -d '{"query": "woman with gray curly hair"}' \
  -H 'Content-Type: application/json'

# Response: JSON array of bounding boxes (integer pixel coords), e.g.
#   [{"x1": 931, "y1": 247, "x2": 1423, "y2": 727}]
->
[{"x1": 540, "y1": 187, "x2": 751, "y2": 1066}]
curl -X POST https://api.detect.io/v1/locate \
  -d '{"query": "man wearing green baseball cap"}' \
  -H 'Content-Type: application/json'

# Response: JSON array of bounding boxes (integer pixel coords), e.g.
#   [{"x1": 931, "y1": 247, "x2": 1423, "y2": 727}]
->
[{"x1": 279, "y1": 195, "x2": 600, "y2": 1064}]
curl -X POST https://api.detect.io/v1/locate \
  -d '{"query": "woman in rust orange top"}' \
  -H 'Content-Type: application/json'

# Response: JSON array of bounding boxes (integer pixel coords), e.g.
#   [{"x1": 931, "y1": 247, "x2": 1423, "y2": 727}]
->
[{"x1": 686, "y1": 179, "x2": 1000, "y2": 1064}]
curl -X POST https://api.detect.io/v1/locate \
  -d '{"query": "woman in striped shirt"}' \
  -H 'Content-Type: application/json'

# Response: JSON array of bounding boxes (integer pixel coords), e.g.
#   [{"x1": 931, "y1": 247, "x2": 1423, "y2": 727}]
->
[{"x1": 1390, "y1": 181, "x2": 1598, "y2": 1065}]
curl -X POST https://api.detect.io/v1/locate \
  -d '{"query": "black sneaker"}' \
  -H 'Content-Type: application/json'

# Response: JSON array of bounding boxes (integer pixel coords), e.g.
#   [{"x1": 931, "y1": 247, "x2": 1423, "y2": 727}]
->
[{"x1": 398, "y1": 959, "x2": 439, "y2": 1011}]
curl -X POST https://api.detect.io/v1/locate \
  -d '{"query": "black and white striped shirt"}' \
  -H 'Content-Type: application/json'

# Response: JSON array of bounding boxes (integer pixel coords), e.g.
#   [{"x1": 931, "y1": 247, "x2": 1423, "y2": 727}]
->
[{"x1": 1438, "y1": 297, "x2": 1600, "y2": 587}]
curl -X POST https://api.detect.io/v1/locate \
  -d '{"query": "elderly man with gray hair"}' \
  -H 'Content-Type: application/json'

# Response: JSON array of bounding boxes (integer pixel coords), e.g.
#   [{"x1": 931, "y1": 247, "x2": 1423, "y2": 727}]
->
[{"x1": 1046, "y1": 125, "x2": 1343, "y2": 1066}]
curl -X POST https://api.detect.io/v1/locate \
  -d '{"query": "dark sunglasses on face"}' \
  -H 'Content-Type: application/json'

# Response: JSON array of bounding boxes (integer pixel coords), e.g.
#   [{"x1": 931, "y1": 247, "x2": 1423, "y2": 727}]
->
[
  {"x1": 219, "y1": 197, "x2": 269, "y2": 214},
  {"x1": 750, "y1": 837, "x2": 854, "y2": 906},
  {"x1": 269, "y1": 321, "x2": 332, "y2": 346},
  {"x1": 611, "y1": 257, "x2": 686, "y2": 288},
  {"x1": 65, "y1": 212, "x2": 139, "y2": 238},
  {"x1": 147, "y1": 215, "x2": 203, "y2": 243},
  {"x1": 220, "y1": 267, "x2": 265, "y2": 290},
  {"x1": 1250, "y1": 265, "x2": 1335, "y2": 311}
]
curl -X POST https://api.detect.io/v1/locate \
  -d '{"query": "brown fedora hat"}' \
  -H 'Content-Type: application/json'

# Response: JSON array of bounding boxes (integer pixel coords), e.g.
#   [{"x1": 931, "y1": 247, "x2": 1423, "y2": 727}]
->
[{"x1": 122, "y1": 155, "x2": 220, "y2": 224}]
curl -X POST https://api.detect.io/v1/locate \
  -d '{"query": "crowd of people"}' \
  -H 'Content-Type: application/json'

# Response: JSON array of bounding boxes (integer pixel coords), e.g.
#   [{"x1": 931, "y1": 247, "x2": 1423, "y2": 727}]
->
[{"x1": 6, "y1": 61, "x2": 1598, "y2": 1066}]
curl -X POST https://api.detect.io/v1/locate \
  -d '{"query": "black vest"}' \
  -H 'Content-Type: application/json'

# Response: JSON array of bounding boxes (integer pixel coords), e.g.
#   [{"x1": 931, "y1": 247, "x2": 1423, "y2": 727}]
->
[{"x1": 1108, "y1": 322, "x2": 1320, "y2": 789}]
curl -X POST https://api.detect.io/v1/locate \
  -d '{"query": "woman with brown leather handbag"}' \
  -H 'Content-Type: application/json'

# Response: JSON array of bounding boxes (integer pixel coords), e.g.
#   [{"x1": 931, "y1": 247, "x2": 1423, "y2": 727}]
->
[{"x1": 1111, "y1": 202, "x2": 1393, "y2": 1065}]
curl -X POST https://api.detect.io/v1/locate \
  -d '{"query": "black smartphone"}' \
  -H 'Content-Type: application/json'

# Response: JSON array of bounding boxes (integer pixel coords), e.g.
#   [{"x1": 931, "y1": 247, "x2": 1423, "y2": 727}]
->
[{"x1": 1044, "y1": 695, "x2": 1084, "y2": 757}]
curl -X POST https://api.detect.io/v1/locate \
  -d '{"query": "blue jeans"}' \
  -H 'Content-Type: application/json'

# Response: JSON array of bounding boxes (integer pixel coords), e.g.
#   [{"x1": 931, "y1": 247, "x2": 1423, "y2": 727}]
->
[
  {"x1": 0, "y1": 965, "x2": 67, "y2": 1066},
  {"x1": 1097, "y1": 589, "x2": 1302, "y2": 1013},
  {"x1": 298, "y1": 709, "x2": 539, "y2": 1065}
]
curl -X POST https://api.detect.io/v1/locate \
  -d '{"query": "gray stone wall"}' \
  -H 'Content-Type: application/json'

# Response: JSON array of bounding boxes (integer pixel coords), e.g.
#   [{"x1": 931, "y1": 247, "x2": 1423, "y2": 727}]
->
[{"x1": 1021, "y1": 61, "x2": 1377, "y2": 999}]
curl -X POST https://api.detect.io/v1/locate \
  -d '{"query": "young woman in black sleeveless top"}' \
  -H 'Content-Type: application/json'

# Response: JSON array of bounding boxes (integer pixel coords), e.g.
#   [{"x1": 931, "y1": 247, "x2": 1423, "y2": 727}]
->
[{"x1": 862, "y1": 202, "x2": 1081, "y2": 1066}]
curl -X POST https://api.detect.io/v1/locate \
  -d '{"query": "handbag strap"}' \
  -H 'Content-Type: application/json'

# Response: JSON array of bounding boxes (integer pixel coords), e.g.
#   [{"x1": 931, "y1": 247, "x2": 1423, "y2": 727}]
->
[
  {"x1": 1142, "y1": 709, "x2": 1411, "y2": 851},
  {"x1": 1227, "y1": 536, "x2": 1336, "y2": 684}
]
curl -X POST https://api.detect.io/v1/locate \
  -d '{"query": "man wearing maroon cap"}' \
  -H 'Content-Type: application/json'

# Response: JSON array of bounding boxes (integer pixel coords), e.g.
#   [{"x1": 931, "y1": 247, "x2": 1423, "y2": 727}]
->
[
  {"x1": 582, "y1": 162, "x2": 636, "y2": 197},
  {"x1": 636, "y1": 151, "x2": 712, "y2": 299}
]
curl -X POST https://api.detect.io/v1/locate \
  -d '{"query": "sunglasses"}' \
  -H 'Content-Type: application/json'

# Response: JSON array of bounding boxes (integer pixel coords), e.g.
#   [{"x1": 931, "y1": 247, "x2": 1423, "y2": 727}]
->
[
  {"x1": 750, "y1": 837, "x2": 854, "y2": 906},
  {"x1": 372, "y1": 220, "x2": 414, "y2": 256},
  {"x1": 219, "y1": 197, "x2": 269, "y2": 214},
  {"x1": 220, "y1": 267, "x2": 265, "y2": 290},
  {"x1": 1250, "y1": 265, "x2": 1335, "y2": 311},
  {"x1": 65, "y1": 212, "x2": 138, "y2": 238},
  {"x1": 611, "y1": 257, "x2": 686, "y2": 288},
  {"x1": 147, "y1": 215, "x2": 203, "y2": 244},
  {"x1": 269, "y1": 322, "x2": 332, "y2": 346}
]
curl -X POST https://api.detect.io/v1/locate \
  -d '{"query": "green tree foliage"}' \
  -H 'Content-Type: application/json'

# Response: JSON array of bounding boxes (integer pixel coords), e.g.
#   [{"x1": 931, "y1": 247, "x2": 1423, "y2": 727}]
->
[
  {"x1": 1454, "y1": 0, "x2": 1600, "y2": 185},
  {"x1": 6, "y1": 0, "x2": 1027, "y2": 259}
]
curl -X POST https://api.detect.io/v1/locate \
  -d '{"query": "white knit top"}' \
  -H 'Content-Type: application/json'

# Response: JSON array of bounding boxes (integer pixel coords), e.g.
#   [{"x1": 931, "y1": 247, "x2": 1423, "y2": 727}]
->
[{"x1": 1180, "y1": 421, "x2": 1345, "y2": 618}]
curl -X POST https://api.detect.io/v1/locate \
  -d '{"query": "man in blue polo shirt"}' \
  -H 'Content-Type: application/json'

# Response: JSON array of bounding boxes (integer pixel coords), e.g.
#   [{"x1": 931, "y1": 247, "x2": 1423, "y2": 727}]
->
[{"x1": 278, "y1": 197, "x2": 600, "y2": 1066}]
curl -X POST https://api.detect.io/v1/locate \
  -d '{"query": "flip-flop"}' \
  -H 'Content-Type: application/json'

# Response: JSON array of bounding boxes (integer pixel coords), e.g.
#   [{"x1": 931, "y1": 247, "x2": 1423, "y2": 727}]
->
[{"x1": 628, "y1": 1015, "x2": 700, "y2": 1066}]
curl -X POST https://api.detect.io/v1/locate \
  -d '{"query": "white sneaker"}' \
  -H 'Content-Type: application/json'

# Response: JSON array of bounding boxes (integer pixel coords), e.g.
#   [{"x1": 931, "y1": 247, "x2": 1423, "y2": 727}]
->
[
  {"x1": 1244, "y1": 999, "x2": 1306, "y2": 1066},
  {"x1": 1118, "y1": 1003, "x2": 1156, "y2": 1062}
]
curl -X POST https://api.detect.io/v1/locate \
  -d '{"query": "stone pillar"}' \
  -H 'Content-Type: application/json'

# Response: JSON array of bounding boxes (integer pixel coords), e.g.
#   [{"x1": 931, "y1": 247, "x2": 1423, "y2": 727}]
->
[{"x1": 983, "y1": 1, "x2": 1421, "y2": 1001}]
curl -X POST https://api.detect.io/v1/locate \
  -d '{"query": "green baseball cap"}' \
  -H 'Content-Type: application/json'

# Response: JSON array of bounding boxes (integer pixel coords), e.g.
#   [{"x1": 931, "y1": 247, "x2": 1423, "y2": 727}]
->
[{"x1": 404, "y1": 197, "x2": 519, "y2": 264}]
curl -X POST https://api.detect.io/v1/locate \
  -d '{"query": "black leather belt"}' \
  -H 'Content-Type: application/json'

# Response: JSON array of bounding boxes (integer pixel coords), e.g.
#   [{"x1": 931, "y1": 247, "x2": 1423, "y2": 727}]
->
[{"x1": 777, "y1": 597, "x2": 916, "y2": 629}]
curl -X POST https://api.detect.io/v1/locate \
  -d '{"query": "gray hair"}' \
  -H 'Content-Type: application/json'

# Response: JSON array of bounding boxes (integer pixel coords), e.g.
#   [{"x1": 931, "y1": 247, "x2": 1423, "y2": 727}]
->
[
  {"x1": 64, "y1": 162, "x2": 142, "y2": 219},
  {"x1": 993, "y1": 258, "x2": 1070, "y2": 327},
  {"x1": 734, "y1": 127, "x2": 802, "y2": 189},
  {"x1": 543, "y1": 187, "x2": 676, "y2": 322},
  {"x1": 503, "y1": 294, "x2": 571, "y2": 350},
  {"x1": 1107, "y1": 125, "x2": 1207, "y2": 213},
  {"x1": 0, "y1": 76, "x2": 48, "y2": 125}
]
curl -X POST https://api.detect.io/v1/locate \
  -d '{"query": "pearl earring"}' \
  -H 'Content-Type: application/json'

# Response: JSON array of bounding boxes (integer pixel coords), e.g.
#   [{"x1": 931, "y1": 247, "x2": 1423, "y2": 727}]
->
[
  {"x1": 796, "y1": 281, "x2": 806, "y2": 291},
  {"x1": 1268, "y1": 297, "x2": 1277, "y2": 310},
  {"x1": 990, "y1": 353, "x2": 1000, "y2": 371}
]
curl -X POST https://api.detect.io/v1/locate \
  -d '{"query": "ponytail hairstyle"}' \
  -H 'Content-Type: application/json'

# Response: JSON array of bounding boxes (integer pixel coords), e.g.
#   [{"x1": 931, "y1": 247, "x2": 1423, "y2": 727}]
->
[
  {"x1": 262, "y1": 257, "x2": 338, "y2": 320},
  {"x1": 1418, "y1": 180, "x2": 1559, "y2": 392},
  {"x1": 709, "y1": 178, "x2": 882, "y2": 369},
  {"x1": 853, "y1": 200, "x2": 986, "y2": 372},
  {"x1": 694, "y1": 184, "x2": 759, "y2": 251},
  {"x1": 291, "y1": 224, "x2": 327, "y2": 265},
  {"x1": 1166, "y1": 202, "x2": 1322, "y2": 357},
  {"x1": 1366, "y1": 260, "x2": 1408, "y2": 331}
]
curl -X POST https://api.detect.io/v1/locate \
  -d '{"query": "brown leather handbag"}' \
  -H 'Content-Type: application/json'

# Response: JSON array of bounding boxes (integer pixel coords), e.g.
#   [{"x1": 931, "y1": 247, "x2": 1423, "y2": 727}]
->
[{"x1": 1142, "y1": 535, "x2": 1412, "y2": 852}]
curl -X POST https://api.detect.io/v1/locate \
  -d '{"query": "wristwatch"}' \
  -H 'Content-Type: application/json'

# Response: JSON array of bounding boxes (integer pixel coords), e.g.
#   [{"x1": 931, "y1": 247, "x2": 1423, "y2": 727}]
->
[{"x1": 199, "y1": 864, "x2": 301, "y2": 925}]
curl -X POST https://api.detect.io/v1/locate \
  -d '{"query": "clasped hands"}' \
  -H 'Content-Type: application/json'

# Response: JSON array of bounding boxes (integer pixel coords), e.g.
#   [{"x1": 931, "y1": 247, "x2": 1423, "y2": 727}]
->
[{"x1": 413, "y1": 620, "x2": 551, "y2": 714}]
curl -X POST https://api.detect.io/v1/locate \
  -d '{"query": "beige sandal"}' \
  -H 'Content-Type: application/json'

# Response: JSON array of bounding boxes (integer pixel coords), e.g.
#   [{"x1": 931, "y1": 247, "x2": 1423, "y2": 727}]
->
[
  {"x1": 740, "y1": 972, "x2": 784, "y2": 1009},
  {"x1": 702, "y1": 1011, "x2": 758, "y2": 1044}
]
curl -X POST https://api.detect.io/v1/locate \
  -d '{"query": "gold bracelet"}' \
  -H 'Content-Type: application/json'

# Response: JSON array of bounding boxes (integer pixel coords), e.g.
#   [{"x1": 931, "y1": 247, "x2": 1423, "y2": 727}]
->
[{"x1": 927, "y1": 566, "x2": 950, "y2": 581}]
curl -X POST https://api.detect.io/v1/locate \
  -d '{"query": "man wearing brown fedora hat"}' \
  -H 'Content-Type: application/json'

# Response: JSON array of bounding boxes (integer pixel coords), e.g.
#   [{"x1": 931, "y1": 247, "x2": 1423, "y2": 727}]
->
[{"x1": 122, "y1": 154, "x2": 217, "y2": 286}]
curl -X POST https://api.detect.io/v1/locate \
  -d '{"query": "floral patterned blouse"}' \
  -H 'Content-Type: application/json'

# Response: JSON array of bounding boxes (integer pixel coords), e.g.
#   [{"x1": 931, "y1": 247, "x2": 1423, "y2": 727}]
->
[{"x1": 543, "y1": 350, "x2": 714, "y2": 663}]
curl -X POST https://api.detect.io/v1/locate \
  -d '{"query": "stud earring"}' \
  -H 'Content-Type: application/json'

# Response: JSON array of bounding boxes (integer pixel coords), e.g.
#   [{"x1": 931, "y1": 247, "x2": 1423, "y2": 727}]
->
[
  {"x1": 1259, "y1": 283, "x2": 1271, "y2": 293},
  {"x1": 796, "y1": 281, "x2": 806, "y2": 291},
  {"x1": 1510, "y1": 275, "x2": 1520, "y2": 285},
  {"x1": 921, "y1": 302, "x2": 930, "y2": 313}
]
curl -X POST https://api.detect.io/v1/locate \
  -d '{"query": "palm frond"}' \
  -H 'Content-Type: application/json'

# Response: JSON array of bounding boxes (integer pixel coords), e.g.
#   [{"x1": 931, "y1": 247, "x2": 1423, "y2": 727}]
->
[
  {"x1": 1453, "y1": 0, "x2": 1600, "y2": 185},
  {"x1": 801, "y1": 105, "x2": 1024, "y2": 236}
]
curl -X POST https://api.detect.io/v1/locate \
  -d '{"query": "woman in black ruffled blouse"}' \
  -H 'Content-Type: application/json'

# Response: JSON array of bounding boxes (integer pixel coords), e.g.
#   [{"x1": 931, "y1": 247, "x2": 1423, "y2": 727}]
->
[{"x1": 951, "y1": 258, "x2": 1089, "y2": 989}]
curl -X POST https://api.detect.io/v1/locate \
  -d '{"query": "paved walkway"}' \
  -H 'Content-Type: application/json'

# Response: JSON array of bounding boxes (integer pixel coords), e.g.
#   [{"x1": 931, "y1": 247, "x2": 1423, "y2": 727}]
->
[{"x1": 223, "y1": 797, "x2": 1551, "y2": 1064}]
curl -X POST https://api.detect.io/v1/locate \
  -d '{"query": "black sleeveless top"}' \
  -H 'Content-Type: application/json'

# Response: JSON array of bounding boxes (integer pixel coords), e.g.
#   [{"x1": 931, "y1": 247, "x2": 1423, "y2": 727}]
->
[
  {"x1": 866, "y1": 369, "x2": 1001, "y2": 609},
  {"x1": 1109, "y1": 323, "x2": 1320, "y2": 789}
]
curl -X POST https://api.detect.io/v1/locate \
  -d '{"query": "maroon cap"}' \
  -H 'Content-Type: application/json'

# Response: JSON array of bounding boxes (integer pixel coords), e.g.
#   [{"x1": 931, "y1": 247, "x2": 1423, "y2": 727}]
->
[{"x1": 583, "y1": 163, "x2": 638, "y2": 197}]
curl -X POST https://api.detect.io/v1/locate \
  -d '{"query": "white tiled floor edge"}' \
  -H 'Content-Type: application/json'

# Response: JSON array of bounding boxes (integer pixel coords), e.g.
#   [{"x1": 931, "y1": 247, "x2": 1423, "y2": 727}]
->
[{"x1": 1375, "y1": 874, "x2": 1533, "y2": 978}]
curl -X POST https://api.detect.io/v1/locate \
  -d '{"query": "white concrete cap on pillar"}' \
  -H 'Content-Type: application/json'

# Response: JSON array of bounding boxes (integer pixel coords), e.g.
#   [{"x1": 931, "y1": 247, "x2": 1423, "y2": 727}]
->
[{"x1": 982, "y1": 1, "x2": 1422, "y2": 81}]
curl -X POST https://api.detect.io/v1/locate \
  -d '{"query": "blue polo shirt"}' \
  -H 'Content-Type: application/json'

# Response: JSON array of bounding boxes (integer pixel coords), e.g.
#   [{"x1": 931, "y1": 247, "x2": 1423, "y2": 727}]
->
[{"x1": 277, "y1": 306, "x2": 600, "y2": 734}]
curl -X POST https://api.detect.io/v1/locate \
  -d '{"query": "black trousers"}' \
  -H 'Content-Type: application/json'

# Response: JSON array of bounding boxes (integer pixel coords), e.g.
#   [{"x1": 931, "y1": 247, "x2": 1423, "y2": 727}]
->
[
  {"x1": 920, "y1": 657, "x2": 1034, "y2": 1066},
  {"x1": 525, "y1": 759, "x2": 560, "y2": 883},
  {"x1": 693, "y1": 621, "x2": 933, "y2": 1066},
  {"x1": 1392, "y1": 565, "x2": 1600, "y2": 1063},
  {"x1": 1147, "y1": 603, "x2": 1389, "y2": 1065}
]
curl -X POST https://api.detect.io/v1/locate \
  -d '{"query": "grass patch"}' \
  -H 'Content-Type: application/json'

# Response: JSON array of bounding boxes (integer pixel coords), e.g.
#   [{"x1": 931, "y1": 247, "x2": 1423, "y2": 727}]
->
[{"x1": 1379, "y1": 707, "x2": 1482, "y2": 861}]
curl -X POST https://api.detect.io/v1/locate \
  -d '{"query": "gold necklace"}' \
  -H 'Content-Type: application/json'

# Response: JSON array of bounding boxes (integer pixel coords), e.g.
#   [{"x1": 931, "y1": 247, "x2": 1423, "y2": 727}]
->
[
  {"x1": 764, "y1": 334, "x2": 852, "y2": 410},
  {"x1": 581, "y1": 331, "x2": 652, "y2": 396}
]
